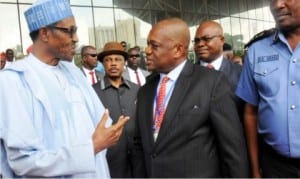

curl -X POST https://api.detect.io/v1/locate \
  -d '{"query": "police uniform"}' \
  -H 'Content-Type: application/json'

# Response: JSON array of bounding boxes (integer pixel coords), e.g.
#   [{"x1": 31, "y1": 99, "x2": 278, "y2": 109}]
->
[{"x1": 236, "y1": 28, "x2": 300, "y2": 177}]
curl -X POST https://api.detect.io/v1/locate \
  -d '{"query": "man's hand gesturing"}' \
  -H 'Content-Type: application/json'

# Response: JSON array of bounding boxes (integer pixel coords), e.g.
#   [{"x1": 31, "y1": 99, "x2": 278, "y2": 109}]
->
[{"x1": 93, "y1": 109, "x2": 130, "y2": 153}]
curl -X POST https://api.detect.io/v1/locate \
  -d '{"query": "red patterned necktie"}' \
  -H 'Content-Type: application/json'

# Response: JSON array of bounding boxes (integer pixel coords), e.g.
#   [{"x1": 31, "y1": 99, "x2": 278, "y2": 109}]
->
[
  {"x1": 207, "y1": 63, "x2": 214, "y2": 69},
  {"x1": 135, "y1": 70, "x2": 141, "y2": 86},
  {"x1": 89, "y1": 71, "x2": 96, "y2": 85},
  {"x1": 154, "y1": 76, "x2": 169, "y2": 133}
]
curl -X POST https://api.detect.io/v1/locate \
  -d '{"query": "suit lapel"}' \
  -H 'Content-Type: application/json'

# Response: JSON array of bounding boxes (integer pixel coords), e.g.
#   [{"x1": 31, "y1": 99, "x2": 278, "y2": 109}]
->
[
  {"x1": 219, "y1": 58, "x2": 230, "y2": 74},
  {"x1": 154, "y1": 62, "x2": 193, "y2": 147},
  {"x1": 122, "y1": 68, "x2": 130, "y2": 81}
]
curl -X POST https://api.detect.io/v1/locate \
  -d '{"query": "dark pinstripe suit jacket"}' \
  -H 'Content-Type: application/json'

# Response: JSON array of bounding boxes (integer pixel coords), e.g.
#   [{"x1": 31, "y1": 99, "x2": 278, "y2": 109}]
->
[
  {"x1": 135, "y1": 61, "x2": 249, "y2": 177},
  {"x1": 219, "y1": 58, "x2": 242, "y2": 91}
]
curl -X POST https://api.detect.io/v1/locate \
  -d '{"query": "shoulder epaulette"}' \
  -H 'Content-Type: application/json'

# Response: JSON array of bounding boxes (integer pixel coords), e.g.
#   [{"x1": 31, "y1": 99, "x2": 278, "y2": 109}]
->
[{"x1": 244, "y1": 28, "x2": 278, "y2": 49}]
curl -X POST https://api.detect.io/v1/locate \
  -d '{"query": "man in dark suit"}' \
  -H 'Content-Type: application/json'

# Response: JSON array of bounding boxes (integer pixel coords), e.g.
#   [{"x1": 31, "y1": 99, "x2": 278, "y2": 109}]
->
[
  {"x1": 135, "y1": 18, "x2": 249, "y2": 177},
  {"x1": 80, "y1": 45, "x2": 104, "y2": 85},
  {"x1": 194, "y1": 20, "x2": 242, "y2": 90},
  {"x1": 194, "y1": 20, "x2": 244, "y2": 120},
  {"x1": 122, "y1": 47, "x2": 149, "y2": 86}
]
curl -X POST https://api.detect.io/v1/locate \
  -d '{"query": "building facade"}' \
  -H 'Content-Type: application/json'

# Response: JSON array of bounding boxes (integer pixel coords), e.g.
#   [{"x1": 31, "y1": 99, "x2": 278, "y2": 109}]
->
[{"x1": 1, "y1": 0, "x2": 274, "y2": 59}]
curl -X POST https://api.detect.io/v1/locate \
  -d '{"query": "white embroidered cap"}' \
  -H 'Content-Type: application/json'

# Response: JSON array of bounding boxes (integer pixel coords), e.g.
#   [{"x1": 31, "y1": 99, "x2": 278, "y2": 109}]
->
[{"x1": 24, "y1": 0, "x2": 73, "y2": 32}]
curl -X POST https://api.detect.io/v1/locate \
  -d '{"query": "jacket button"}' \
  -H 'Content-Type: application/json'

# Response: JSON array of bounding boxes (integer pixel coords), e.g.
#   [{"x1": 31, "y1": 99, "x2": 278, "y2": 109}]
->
[{"x1": 151, "y1": 153, "x2": 157, "y2": 158}]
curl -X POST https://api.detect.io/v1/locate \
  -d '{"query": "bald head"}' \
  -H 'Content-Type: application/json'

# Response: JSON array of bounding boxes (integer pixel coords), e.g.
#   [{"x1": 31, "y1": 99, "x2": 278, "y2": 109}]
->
[
  {"x1": 153, "y1": 18, "x2": 190, "y2": 53},
  {"x1": 194, "y1": 20, "x2": 225, "y2": 63},
  {"x1": 197, "y1": 20, "x2": 224, "y2": 35},
  {"x1": 145, "y1": 18, "x2": 190, "y2": 73}
]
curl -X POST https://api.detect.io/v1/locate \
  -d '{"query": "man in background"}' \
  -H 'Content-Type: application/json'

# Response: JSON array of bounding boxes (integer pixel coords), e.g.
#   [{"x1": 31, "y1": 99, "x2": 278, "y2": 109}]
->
[
  {"x1": 194, "y1": 20, "x2": 242, "y2": 91},
  {"x1": 123, "y1": 47, "x2": 149, "y2": 86},
  {"x1": 223, "y1": 43, "x2": 234, "y2": 60},
  {"x1": 80, "y1": 45, "x2": 104, "y2": 85},
  {"x1": 0, "y1": 52, "x2": 6, "y2": 70},
  {"x1": 120, "y1": 41, "x2": 127, "y2": 51},
  {"x1": 93, "y1": 42, "x2": 146, "y2": 178},
  {"x1": 4, "y1": 48, "x2": 15, "y2": 68}
]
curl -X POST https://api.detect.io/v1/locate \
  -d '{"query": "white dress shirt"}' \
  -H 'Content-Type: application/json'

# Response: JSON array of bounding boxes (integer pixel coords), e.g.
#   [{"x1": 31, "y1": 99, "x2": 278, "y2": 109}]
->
[{"x1": 127, "y1": 67, "x2": 146, "y2": 86}]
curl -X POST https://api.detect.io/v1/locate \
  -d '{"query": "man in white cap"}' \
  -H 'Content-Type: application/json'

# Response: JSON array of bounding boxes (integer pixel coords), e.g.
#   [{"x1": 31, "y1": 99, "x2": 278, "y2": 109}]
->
[{"x1": 0, "y1": 0, "x2": 129, "y2": 178}]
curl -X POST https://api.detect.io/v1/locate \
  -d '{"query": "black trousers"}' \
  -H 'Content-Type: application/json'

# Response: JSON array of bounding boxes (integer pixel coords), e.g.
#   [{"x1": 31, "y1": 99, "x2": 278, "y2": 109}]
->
[{"x1": 260, "y1": 139, "x2": 300, "y2": 178}]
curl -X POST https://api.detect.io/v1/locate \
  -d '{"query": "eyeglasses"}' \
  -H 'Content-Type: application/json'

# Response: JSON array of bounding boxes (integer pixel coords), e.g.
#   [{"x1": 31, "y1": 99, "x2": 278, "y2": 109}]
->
[
  {"x1": 193, "y1": 35, "x2": 223, "y2": 44},
  {"x1": 48, "y1": 26, "x2": 78, "y2": 38},
  {"x1": 129, "y1": 54, "x2": 140, "y2": 58},
  {"x1": 85, "y1": 54, "x2": 97, "y2": 58}
]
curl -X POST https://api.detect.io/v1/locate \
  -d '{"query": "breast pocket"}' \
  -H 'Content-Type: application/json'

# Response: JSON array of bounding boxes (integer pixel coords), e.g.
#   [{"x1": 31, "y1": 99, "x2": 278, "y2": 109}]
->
[{"x1": 254, "y1": 65, "x2": 280, "y2": 97}]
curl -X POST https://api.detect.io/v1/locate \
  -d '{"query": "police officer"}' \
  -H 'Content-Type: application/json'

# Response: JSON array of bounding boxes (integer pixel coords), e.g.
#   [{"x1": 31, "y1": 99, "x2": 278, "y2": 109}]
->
[{"x1": 236, "y1": 0, "x2": 300, "y2": 177}]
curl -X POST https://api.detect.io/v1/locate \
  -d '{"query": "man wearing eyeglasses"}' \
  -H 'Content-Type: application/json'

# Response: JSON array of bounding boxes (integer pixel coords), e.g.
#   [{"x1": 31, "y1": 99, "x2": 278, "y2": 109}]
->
[
  {"x1": 134, "y1": 18, "x2": 249, "y2": 178},
  {"x1": 80, "y1": 45, "x2": 104, "y2": 85},
  {"x1": 123, "y1": 47, "x2": 150, "y2": 86},
  {"x1": 194, "y1": 20, "x2": 242, "y2": 91},
  {"x1": 193, "y1": 21, "x2": 244, "y2": 126},
  {"x1": 0, "y1": 0, "x2": 129, "y2": 178}
]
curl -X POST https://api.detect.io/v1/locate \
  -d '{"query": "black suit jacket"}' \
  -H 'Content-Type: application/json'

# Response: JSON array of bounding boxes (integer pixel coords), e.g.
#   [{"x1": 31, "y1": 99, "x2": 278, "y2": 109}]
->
[
  {"x1": 135, "y1": 61, "x2": 249, "y2": 177},
  {"x1": 219, "y1": 58, "x2": 245, "y2": 120},
  {"x1": 219, "y1": 58, "x2": 242, "y2": 90}
]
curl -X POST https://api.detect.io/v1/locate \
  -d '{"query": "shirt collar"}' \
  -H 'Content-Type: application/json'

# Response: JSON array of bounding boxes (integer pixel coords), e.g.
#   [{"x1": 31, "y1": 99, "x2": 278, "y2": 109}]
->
[
  {"x1": 200, "y1": 55, "x2": 223, "y2": 70},
  {"x1": 160, "y1": 60, "x2": 187, "y2": 82},
  {"x1": 82, "y1": 66, "x2": 94, "y2": 74},
  {"x1": 102, "y1": 76, "x2": 131, "y2": 90},
  {"x1": 127, "y1": 66, "x2": 140, "y2": 73}
]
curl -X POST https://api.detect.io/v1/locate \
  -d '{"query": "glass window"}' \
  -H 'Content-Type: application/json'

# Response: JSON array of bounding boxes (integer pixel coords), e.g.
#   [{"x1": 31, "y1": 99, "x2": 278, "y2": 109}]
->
[
  {"x1": 239, "y1": 0, "x2": 248, "y2": 18},
  {"x1": 20, "y1": 4, "x2": 33, "y2": 56},
  {"x1": 240, "y1": 18, "x2": 250, "y2": 44},
  {"x1": 219, "y1": 0, "x2": 229, "y2": 16},
  {"x1": 132, "y1": 10, "x2": 152, "y2": 50},
  {"x1": 166, "y1": 11, "x2": 180, "y2": 19},
  {"x1": 18, "y1": 0, "x2": 34, "y2": 3},
  {"x1": 151, "y1": 0, "x2": 164, "y2": 10},
  {"x1": 229, "y1": 0, "x2": 239, "y2": 17},
  {"x1": 230, "y1": 17, "x2": 243, "y2": 51},
  {"x1": 182, "y1": 13, "x2": 206, "y2": 28},
  {"x1": 114, "y1": 0, "x2": 132, "y2": 8},
  {"x1": 151, "y1": 10, "x2": 166, "y2": 24},
  {"x1": 164, "y1": 0, "x2": 180, "y2": 12},
  {"x1": 71, "y1": 7, "x2": 95, "y2": 48},
  {"x1": 262, "y1": 6, "x2": 271, "y2": 21},
  {"x1": 249, "y1": 19, "x2": 258, "y2": 38},
  {"x1": 208, "y1": 0, "x2": 219, "y2": 16},
  {"x1": 93, "y1": 0, "x2": 113, "y2": 7},
  {"x1": 114, "y1": 8, "x2": 135, "y2": 49},
  {"x1": 1, "y1": 0, "x2": 275, "y2": 57},
  {"x1": 2, "y1": 0, "x2": 17, "y2": 2},
  {"x1": 220, "y1": 17, "x2": 232, "y2": 44},
  {"x1": 0, "y1": 4, "x2": 22, "y2": 56},
  {"x1": 256, "y1": 20, "x2": 265, "y2": 34},
  {"x1": 94, "y1": 7, "x2": 116, "y2": 50},
  {"x1": 181, "y1": 0, "x2": 195, "y2": 12},
  {"x1": 133, "y1": 0, "x2": 149, "y2": 9},
  {"x1": 195, "y1": 0, "x2": 208, "y2": 14},
  {"x1": 247, "y1": 0, "x2": 256, "y2": 19},
  {"x1": 70, "y1": 0, "x2": 91, "y2": 6},
  {"x1": 255, "y1": 1, "x2": 264, "y2": 20}
]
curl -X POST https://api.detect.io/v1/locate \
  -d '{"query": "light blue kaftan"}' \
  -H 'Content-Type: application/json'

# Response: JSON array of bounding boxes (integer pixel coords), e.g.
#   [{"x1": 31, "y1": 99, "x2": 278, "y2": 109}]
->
[{"x1": 0, "y1": 54, "x2": 111, "y2": 178}]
